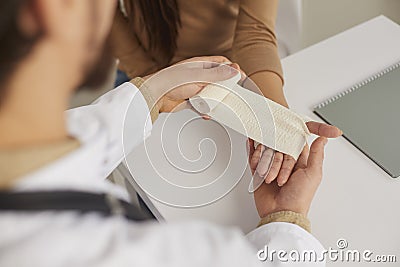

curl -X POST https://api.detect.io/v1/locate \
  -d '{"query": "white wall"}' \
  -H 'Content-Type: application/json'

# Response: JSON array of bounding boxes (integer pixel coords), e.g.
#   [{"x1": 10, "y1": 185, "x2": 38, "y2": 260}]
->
[{"x1": 302, "y1": 0, "x2": 400, "y2": 48}]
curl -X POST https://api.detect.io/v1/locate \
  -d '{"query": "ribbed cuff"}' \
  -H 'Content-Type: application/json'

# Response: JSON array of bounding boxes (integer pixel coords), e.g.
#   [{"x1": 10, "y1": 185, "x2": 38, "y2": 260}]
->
[
  {"x1": 130, "y1": 77, "x2": 160, "y2": 123},
  {"x1": 257, "y1": 211, "x2": 311, "y2": 233}
]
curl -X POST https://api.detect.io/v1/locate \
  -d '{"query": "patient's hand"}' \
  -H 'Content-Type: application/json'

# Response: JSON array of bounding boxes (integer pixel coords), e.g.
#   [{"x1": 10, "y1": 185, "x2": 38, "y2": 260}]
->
[
  {"x1": 249, "y1": 121, "x2": 342, "y2": 187},
  {"x1": 250, "y1": 136, "x2": 328, "y2": 218}
]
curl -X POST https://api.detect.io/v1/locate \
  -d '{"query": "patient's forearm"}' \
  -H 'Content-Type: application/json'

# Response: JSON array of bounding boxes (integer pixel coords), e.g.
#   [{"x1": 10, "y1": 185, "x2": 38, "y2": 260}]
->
[{"x1": 249, "y1": 71, "x2": 288, "y2": 108}]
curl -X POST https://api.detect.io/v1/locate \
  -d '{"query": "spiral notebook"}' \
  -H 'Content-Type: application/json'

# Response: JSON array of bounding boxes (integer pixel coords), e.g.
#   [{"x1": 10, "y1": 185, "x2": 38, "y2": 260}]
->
[{"x1": 314, "y1": 61, "x2": 400, "y2": 178}]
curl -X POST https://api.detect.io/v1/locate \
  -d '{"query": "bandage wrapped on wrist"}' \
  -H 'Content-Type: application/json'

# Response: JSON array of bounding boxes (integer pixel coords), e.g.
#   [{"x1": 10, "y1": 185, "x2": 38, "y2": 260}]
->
[{"x1": 189, "y1": 73, "x2": 311, "y2": 160}]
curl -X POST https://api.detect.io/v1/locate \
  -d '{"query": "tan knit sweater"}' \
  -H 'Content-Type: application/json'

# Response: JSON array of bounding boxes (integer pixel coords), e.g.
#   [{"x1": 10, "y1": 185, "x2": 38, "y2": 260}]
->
[{"x1": 110, "y1": 0, "x2": 283, "y2": 81}]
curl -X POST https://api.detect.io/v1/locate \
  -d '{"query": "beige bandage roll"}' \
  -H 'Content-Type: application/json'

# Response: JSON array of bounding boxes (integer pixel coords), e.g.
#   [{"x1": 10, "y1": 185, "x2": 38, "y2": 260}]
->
[{"x1": 189, "y1": 76, "x2": 310, "y2": 160}]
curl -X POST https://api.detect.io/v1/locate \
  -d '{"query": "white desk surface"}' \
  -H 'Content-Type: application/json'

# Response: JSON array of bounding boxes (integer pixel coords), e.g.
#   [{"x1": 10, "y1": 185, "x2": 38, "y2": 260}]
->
[
  {"x1": 124, "y1": 16, "x2": 400, "y2": 265},
  {"x1": 283, "y1": 16, "x2": 400, "y2": 264}
]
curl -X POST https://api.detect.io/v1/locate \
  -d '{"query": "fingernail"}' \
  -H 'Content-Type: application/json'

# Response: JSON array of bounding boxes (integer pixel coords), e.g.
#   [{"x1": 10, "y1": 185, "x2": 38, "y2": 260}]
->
[
  {"x1": 256, "y1": 164, "x2": 268, "y2": 177},
  {"x1": 246, "y1": 140, "x2": 250, "y2": 153},
  {"x1": 323, "y1": 138, "x2": 328, "y2": 145},
  {"x1": 265, "y1": 176, "x2": 272, "y2": 184}
]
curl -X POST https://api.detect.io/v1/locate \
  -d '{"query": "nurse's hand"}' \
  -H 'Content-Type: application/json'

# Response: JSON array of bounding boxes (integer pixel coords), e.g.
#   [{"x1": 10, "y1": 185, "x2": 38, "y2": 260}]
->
[
  {"x1": 142, "y1": 56, "x2": 239, "y2": 114},
  {"x1": 250, "y1": 137, "x2": 328, "y2": 218}
]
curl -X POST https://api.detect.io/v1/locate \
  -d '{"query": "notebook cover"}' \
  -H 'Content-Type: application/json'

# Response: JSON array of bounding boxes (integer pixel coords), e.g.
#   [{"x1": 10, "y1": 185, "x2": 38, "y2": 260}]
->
[{"x1": 314, "y1": 63, "x2": 400, "y2": 178}]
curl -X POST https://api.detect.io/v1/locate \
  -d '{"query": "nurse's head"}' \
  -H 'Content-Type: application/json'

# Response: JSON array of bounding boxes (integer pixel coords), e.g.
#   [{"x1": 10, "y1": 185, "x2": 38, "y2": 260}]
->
[{"x1": 0, "y1": 0, "x2": 117, "y2": 99}]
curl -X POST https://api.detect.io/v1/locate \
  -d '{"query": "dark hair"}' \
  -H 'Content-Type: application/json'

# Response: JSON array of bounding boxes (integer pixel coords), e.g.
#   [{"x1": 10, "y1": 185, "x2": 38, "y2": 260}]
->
[
  {"x1": 125, "y1": 0, "x2": 181, "y2": 66},
  {"x1": 0, "y1": 0, "x2": 41, "y2": 91}
]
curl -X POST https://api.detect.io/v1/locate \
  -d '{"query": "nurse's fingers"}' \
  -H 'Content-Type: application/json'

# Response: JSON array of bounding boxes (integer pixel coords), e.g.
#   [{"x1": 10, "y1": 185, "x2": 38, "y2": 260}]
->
[
  {"x1": 180, "y1": 56, "x2": 232, "y2": 69},
  {"x1": 143, "y1": 61, "x2": 239, "y2": 101},
  {"x1": 198, "y1": 63, "x2": 239, "y2": 83},
  {"x1": 175, "y1": 64, "x2": 239, "y2": 99}
]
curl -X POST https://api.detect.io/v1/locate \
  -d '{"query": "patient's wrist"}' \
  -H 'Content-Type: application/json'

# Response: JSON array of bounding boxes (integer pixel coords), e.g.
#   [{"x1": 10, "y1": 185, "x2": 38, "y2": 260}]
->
[{"x1": 257, "y1": 210, "x2": 311, "y2": 233}]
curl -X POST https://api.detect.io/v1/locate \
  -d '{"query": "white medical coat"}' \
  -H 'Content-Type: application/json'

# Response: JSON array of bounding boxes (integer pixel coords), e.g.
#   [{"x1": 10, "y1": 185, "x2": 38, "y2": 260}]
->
[{"x1": 0, "y1": 83, "x2": 325, "y2": 266}]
